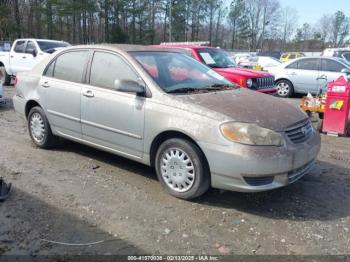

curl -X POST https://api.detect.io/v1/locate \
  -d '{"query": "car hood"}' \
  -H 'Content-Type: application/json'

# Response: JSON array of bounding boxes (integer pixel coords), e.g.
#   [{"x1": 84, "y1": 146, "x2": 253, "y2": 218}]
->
[
  {"x1": 178, "y1": 89, "x2": 307, "y2": 132},
  {"x1": 214, "y1": 67, "x2": 272, "y2": 78}
]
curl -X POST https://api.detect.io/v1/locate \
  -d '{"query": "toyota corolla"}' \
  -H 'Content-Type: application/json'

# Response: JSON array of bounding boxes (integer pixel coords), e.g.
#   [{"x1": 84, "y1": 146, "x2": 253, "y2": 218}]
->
[{"x1": 13, "y1": 45, "x2": 321, "y2": 199}]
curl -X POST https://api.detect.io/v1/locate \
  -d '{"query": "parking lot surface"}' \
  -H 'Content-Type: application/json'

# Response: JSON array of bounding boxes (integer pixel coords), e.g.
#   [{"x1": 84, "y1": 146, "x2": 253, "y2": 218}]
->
[{"x1": 0, "y1": 86, "x2": 350, "y2": 255}]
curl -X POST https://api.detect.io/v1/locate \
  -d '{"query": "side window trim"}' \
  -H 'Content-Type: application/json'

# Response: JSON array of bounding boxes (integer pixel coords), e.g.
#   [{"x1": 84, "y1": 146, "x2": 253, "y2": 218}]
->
[{"x1": 87, "y1": 50, "x2": 141, "y2": 90}]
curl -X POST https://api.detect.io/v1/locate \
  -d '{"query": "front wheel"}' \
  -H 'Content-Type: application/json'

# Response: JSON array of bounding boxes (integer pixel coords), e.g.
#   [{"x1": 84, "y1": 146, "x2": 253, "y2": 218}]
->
[
  {"x1": 155, "y1": 138, "x2": 210, "y2": 200},
  {"x1": 28, "y1": 106, "x2": 58, "y2": 148},
  {"x1": 276, "y1": 79, "x2": 294, "y2": 98}
]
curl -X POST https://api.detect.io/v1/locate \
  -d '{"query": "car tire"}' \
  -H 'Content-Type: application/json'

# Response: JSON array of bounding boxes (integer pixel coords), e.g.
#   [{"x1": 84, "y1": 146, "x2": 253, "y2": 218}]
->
[
  {"x1": 155, "y1": 138, "x2": 210, "y2": 200},
  {"x1": 276, "y1": 79, "x2": 294, "y2": 98},
  {"x1": 28, "y1": 106, "x2": 58, "y2": 149},
  {"x1": 0, "y1": 67, "x2": 11, "y2": 86}
]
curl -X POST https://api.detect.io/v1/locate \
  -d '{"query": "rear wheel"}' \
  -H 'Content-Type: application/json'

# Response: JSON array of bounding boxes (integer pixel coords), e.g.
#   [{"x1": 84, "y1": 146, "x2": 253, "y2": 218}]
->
[
  {"x1": 276, "y1": 79, "x2": 294, "y2": 98},
  {"x1": 0, "y1": 67, "x2": 11, "y2": 86},
  {"x1": 28, "y1": 106, "x2": 58, "y2": 148},
  {"x1": 155, "y1": 138, "x2": 210, "y2": 200}
]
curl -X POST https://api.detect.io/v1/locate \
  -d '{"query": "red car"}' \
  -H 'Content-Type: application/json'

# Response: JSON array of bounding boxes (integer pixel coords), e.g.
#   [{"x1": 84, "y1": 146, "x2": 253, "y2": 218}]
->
[{"x1": 153, "y1": 44, "x2": 277, "y2": 94}]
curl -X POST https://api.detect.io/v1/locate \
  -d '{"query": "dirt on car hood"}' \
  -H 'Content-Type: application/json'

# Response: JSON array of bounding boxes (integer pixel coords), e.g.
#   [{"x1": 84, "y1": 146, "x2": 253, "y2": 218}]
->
[{"x1": 180, "y1": 89, "x2": 308, "y2": 132}]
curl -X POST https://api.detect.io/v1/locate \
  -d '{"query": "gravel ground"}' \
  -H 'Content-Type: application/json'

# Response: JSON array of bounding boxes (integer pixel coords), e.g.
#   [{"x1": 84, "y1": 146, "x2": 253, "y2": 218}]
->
[{"x1": 0, "y1": 86, "x2": 350, "y2": 256}]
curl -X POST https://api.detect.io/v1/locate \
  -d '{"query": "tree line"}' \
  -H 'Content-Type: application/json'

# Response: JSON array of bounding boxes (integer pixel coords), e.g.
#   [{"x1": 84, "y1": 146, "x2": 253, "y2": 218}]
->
[{"x1": 0, "y1": 0, "x2": 349, "y2": 52}]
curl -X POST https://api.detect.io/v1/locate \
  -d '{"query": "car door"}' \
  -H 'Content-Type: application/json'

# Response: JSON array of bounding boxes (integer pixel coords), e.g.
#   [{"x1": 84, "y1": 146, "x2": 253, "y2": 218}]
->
[
  {"x1": 81, "y1": 51, "x2": 145, "y2": 159},
  {"x1": 23, "y1": 41, "x2": 39, "y2": 71},
  {"x1": 285, "y1": 58, "x2": 320, "y2": 94},
  {"x1": 10, "y1": 40, "x2": 27, "y2": 74},
  {"x1": 320, "y1": 58, "x2": 350, "y2": 91},
  {"x1": 40, "y1": 50, "x2": 90, "y2": 138}
]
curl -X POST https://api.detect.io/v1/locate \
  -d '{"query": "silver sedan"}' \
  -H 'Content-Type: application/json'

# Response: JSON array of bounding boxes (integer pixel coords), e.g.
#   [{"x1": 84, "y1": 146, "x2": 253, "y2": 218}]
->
[
  {"x1": 267, "y1": 56, "x2": 350, "y2": 97},
  {"x1": 13, "y1": 45, "x2": 321, "y2": 199}
]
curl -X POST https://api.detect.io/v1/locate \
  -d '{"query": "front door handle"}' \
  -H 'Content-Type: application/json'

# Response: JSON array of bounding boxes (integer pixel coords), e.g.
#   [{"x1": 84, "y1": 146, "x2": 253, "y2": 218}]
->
[
  {"x1": 289, "y1": 72, "x2": 297, "y2": 76},
  {"x1": 83, "y1": 90, "x2": 94, "y2": 98},
  {"x1": 317, "y1": 75, "x2": 327, "y2": 80},
  {"x1": 41, "y1": 81, "x2": 50, "y2": 88},
  {"x1": 22, "y1": 56, "x2": 27, "y2": 59}
]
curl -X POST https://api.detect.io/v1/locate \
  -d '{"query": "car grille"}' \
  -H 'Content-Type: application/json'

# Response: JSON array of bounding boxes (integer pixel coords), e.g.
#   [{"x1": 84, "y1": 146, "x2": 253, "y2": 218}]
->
[
  {"x1": 254, "y1": 76, "x2": 275, "y2": 90},
  {"x1": 285, "y1": 120, "x2": 313, "y2": 144},
  {"x1": 288, "y1": 160, "x2": 315, "y2": 183}
]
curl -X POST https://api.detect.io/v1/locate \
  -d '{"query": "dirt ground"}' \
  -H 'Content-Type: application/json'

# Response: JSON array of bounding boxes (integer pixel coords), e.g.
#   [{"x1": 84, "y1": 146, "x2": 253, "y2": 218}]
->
[{"x1": 0, "y1": 86, "x2": 350, "y2": 256}]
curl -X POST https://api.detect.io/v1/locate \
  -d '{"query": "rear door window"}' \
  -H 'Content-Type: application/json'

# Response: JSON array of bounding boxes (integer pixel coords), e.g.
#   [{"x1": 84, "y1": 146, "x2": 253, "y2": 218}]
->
[
  {"x1": 89, "y1": 51, "x2": 138, "y2": 90},
  {"x1": 321, "y1": 59, "x2": 347, "y2": 72},
  {"x1": 51, "y1": 51, "x2": 89, "y2": 83},
  {"x1": 14, "y1": 41, "x2": 26, "y2": 53}
]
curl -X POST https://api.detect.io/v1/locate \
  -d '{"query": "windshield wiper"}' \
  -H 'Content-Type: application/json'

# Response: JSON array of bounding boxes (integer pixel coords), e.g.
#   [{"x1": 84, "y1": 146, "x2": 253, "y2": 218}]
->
[
  {"x1": 203, "y1": 84, "x2": 238, "y2": 90},
  {"x1": 167, "y1": 88, "x2": 203, "y2": 94}
]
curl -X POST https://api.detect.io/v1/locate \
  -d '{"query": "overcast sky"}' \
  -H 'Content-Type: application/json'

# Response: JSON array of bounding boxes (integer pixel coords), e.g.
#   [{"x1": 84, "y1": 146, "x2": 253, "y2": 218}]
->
[{"x1": 282, "y1": 0, "x2": 347, "y2": 25}]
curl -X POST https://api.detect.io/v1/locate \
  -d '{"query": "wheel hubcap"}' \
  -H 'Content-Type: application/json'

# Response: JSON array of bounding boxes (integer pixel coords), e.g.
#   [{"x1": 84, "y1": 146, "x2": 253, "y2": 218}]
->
[
  {"x1": 160, "y1": 148, "x2": 195, "y2": 193},
  {"x1": 277, "y1": 82, "x2": 290, "y2": 96},
  {"x1": 30, "y1": 113, "x2": 45, "y2": 143}
]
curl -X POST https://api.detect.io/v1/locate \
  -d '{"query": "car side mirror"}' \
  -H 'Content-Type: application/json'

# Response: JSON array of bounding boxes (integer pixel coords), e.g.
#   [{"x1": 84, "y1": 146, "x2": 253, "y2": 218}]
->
[
  {"x1": 28, "y1": 49, "x2": 37, "y2": 57},
  {"x1": 114, "y1": 79, "x2": 145, "y2": 95},
  {"x1": 341, "y1": 69, "x2": 350, "y2": 75}
]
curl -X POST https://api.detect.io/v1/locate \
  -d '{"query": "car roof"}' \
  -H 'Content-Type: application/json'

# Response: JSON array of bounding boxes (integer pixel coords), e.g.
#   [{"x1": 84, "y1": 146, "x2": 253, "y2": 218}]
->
[
  {"x1": 16, "y1": 38, "x2": 68, "y2": 43},
  {"x1": 61, "y1": 44, "x2": 186, "y2": 53},
  {"x1": 283, "y1": 56, "x2": 350, "y2": 66},
  {"x1": 152, "y1": 44, "x2": 213, "y2": 50}
]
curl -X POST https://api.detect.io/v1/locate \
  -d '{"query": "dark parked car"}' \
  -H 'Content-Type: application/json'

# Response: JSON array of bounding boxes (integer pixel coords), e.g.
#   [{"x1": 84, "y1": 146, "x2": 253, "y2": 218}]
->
[
  {"x1": 257, "y1": 51, "x2": 282, "y2": 60},
  {"x1": 322, "y1": 48, "x2": 350, "y2": 62}
]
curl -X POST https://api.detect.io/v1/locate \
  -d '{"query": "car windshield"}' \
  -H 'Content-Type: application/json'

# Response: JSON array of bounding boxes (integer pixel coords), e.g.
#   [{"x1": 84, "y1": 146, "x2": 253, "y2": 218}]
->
[
  {"x1": 130, "y1": 51, "x2": 236, "y2": 94},
  {"x1": 197, "y1": 48, "x2": 238, "y2": 68},
  {"x1": 37, "y1": 41, "x2": 70, "y2": 53}
]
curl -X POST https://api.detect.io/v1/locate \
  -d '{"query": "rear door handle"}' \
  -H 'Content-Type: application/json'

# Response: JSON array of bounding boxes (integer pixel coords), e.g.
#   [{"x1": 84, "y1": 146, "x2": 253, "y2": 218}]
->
[
  {"x1": 22, "y1": 56, "x2": 27, "y2": 59},
  {"x1": 83, "y1": 90, "x2": 94, "y2": 98},
  {"x1": 289, "y1": 72, "x2": 297, "y2": 76},
  {"x1": 41, "y1": 81, "x2": 50, "y2": 88}
]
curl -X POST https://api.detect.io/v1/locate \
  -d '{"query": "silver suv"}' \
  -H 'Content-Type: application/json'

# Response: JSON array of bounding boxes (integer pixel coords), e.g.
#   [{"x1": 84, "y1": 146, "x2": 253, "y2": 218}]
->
[{"x1": 13, "y1": 45, "x2": 321, "y2": 199}]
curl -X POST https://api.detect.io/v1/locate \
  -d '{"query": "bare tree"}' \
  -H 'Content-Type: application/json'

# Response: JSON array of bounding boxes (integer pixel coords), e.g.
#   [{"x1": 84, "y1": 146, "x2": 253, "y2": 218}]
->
[
  {"x1": 331, "y1": 11, "x2": 350, "y2": 47},
  {"x1": 280, "y1": 6, "x2": 298, "y2": 50}
]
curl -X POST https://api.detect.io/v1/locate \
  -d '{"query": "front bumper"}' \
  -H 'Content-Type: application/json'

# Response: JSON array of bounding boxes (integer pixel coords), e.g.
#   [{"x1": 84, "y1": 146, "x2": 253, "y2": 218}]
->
[{"x1": 199, "y1": 131, "x2": 321, "y2": 192}]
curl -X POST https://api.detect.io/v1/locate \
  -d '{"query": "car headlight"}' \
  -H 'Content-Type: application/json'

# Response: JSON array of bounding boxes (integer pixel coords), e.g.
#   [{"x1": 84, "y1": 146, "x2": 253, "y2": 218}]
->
[
  {"x1": 246, "y1": 78, "x2": 253, "y2": 88},
  {"x1": 220, "y1": 122, "x2": 284, "y2": 146}
]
